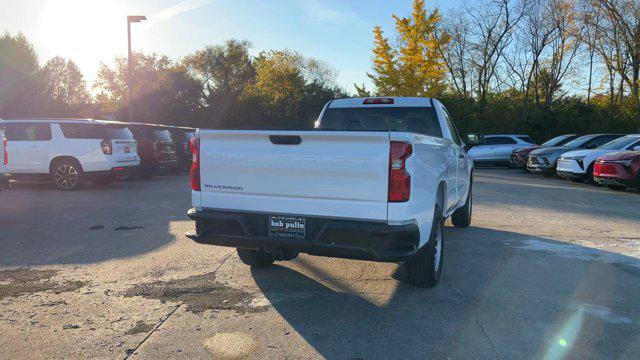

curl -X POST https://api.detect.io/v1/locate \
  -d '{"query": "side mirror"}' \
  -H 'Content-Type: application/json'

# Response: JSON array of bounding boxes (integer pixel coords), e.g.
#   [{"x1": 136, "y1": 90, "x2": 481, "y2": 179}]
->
[
  {"x1": 633, "y1": 145, "x2": 640, "y2": 151},
  {"x1": 586, "y1": 143, "x2": 597, "y2": 149}
]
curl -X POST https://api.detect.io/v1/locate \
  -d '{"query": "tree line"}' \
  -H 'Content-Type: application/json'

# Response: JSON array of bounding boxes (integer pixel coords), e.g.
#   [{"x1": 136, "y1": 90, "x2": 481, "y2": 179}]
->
[
  {"x1": 0, "y1": 34, "x2": 346, "y2": 129},
  {"x1": 362, "y1": 0, "x2": 640, "y2": 140},
  {"x1": 1, "y1": 0, "x2": 639, "y2": 141}
]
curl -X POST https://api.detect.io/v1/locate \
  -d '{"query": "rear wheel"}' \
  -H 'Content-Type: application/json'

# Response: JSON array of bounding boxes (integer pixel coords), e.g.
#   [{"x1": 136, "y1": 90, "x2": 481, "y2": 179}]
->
[
  {"x1": 451, "y1": 181, "x2": 472, "y2": 228},
  {"x1": 406, "y1": 205, "x2": 444, "y2": 288},
  {"x1": 237, "y1": 249, "x2": 275, "y2": 268},
  {"x1": 51, "y1": 159, "x2": 84, "y2": 191}
]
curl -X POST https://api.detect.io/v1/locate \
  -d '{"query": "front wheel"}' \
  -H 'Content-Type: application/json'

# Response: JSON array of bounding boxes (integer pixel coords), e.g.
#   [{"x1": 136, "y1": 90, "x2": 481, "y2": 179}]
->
[
  {"x1": 237, "y1": 249, "x2": 275, "y2": 268},
  {"x1": 52, "y1": 160, "x2": 84, "y2": 191},
  {"x1": 451, "y1": 183, "x2": 472, "y2": 228},
  {"x1": 405, "y1": 205, "x2": 444, "y2": 288}
]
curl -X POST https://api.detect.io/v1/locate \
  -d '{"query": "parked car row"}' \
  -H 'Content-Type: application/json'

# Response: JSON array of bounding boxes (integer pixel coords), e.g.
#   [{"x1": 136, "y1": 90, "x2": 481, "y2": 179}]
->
[
  {"x1": 0, "y1": 118, "x2": 195, "y2": 190},
  {"x1": 493, "y1": 132, "x2": 640, "y2": 193}
]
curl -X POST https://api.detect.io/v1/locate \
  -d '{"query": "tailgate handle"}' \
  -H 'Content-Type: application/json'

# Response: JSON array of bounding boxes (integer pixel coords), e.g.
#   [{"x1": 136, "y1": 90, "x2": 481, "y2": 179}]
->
[{"x1": 269, "y1": 135, "x2": 302, "y2": 145}]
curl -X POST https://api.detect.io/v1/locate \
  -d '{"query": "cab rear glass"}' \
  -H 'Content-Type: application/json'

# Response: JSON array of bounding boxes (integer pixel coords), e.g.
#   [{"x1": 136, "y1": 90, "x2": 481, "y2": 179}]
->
[{"x1": 319, "y1": 107, "x2": 442, "y2": 138}]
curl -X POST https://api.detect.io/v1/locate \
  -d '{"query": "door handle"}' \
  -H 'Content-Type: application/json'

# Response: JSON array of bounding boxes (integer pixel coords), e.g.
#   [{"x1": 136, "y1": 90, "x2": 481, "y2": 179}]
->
[
  {"x1": 269, "y1": 135, "x2": 302, "y2": 145},
  {"x1": 458, "y1": 154, "x2": 465, "y2": 159}
]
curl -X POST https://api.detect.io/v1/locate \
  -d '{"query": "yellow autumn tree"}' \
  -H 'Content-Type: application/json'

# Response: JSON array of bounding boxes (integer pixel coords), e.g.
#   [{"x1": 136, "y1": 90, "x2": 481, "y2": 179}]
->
[{"x1": 365, "y1": 0, "x2": 449, "y2": 97}]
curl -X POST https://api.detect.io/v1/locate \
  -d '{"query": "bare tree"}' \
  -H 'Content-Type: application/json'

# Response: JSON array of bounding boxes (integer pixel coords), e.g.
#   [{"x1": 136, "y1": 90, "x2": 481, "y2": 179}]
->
[
  {"x1": 463, "y1": 0, "x2": 527, "y2": 120},
  {"x1": 441, "y1": 10, "x2": 475, "y2": 97},
  {"x1": 589, "y1": 0, "x2": 640, "y2": 130},
  {"x1": 532, "y1": 0, "x2": 581, "y2": 121}
]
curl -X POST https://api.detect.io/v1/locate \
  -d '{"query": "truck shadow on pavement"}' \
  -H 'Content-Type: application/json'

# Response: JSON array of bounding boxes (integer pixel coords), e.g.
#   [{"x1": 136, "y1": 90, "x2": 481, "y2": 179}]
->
[{"x1": 251, "y1": 226, "x2": 640, "y2": 359}]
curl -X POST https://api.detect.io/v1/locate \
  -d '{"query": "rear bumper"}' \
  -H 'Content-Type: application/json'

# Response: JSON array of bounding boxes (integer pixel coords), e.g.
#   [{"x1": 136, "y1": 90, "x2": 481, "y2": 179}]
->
[
  {"x1": 186, "y1": 208, "x2": 420, "y2": 262},
  {"x1": 86, "y1": 165, "x2": 139, "y2": 179}
]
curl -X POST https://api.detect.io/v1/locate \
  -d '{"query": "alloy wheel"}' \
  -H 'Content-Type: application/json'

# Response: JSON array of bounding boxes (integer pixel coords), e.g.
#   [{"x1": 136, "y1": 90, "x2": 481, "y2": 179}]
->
[{"x1": 55, "y1": 164, "x2": 79, "y2": 190}]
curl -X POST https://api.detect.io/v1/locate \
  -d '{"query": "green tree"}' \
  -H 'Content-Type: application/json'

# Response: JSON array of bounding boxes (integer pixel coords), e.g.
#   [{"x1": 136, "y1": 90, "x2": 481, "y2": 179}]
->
[
  {"x1": 41, "y1": 57, "x2": 90, "y2": 108},
  {"x1": 0, "y1": 32, "x2": 41, "y2": 117},
  {"x1": 183, "y1": 40, "x2": 256, "y2": 126},
  {"x1": 95, "y1": 53, "x2": 201, "y2": 124},
  {"x1": 366, "y1": 0, "x2": 450, "y2": 97}
]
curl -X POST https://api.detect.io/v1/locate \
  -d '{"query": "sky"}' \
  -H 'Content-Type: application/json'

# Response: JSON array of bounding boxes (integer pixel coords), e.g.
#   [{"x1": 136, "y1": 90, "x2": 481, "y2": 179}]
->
[{"x1": 1, "y1": 0, "x2": 463, "y2": 93}]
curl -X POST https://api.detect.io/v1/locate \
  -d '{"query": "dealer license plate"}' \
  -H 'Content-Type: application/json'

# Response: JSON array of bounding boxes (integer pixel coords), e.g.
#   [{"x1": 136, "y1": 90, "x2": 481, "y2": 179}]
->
[{"x1": 268, "y1": 215, "x2": 305, "y2": 238}]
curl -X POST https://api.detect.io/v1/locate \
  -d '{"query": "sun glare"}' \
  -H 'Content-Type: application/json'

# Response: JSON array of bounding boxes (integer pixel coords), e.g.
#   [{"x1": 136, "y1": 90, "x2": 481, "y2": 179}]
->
[{"x1": 37, "y1": 0, "x2": 130, "y2": 74}]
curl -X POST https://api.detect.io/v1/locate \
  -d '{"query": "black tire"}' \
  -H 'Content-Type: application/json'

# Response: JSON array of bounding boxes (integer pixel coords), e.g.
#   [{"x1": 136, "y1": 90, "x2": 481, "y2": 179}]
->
[
  {"x1": 586, "y1": 164, "x2": 601, "y2": 186},
  {"x1": 51, "y1": 159, "x2": 84, "y2": 191},
  {"x1": 93, "y1": 175, "x2": 115, "y2": 186},
  {"x1": 451, "y1": 181, "x2": 472, "y2": 228},
  {"x1": 237, "y1": 248, "x2": 275, "y2": 268},
  {"x1": 406, "y1": 205, "x2": 444, "y2": 288}
]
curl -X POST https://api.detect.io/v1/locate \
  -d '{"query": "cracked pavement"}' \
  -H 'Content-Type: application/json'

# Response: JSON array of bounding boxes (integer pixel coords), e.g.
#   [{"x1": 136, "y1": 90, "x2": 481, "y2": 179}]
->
[{"x1": 0, "y1": 169, "x2": 639, "y2": 359}]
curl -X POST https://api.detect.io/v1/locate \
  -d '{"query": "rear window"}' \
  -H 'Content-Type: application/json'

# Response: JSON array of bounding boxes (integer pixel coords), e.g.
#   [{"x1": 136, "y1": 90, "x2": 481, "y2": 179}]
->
[
  {"x1": 153, "y1": 129, "x2": 172, "y2": 141},
  {"x1": 60, "y1": 123, "x2": 107, "y2": 139},
  {"x1": 105, "y1": 125, "x2": 134, "y2": 140},
  {"x1": 319, "y1": 107, "x2": 442, "y2": 138},
  {"x1": 518, "y1": 136, "x2": 534, "y2": 144}
]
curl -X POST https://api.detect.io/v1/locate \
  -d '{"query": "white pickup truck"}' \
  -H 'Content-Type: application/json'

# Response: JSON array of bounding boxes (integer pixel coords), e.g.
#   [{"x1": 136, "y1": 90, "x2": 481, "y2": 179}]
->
[{"x1": 187, "y1": 97, "x2": 474, "y2": 287}]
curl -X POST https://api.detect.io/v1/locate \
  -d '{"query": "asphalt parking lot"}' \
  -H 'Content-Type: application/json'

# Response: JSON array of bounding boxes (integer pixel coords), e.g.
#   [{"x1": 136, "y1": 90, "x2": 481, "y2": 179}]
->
[{"x1": 1, "y1": 170, "x2": 639, "y2": 359}]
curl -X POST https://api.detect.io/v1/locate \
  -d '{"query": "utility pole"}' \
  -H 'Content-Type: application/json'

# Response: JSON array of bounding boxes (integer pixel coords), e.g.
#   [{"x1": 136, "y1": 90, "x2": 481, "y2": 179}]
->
[{"x1": 127, "y1": 15, "x2": 146, "y2": 122}]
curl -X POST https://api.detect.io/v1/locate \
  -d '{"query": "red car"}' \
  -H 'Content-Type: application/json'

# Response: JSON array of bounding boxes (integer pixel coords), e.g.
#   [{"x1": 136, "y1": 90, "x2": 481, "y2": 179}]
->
[
  {"x1": 510, "y1": 134, "x2": 580, "y2": 169},
  {"x1": 593, "y1": 151, "x2": 640, "y2": 192}
]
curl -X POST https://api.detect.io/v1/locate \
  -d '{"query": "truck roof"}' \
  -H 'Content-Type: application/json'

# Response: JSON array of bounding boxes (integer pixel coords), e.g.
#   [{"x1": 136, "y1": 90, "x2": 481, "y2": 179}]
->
[{"x1": 329, "y1": 97, "x2": 433, "y2": 108}]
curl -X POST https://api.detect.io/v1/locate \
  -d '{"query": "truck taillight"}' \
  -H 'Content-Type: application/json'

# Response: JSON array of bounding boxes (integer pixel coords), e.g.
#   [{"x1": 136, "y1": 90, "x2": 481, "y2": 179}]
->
[
  {"x1": 100, "y1": 139, "x2": 112, "y2": 155},
  {"x1": 388, "y1": 141, "x2": 412, "y2": 202},
  {"x1": 3, "y1": 138, "x2": 8, "y2": 165},
  {"x1": 190, "y1": 138, "x2": 200, "y2": 191}
]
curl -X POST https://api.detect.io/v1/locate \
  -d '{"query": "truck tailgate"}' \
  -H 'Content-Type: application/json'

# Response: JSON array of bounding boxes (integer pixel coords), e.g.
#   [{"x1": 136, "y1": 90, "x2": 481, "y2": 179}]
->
[{"x1": 197, "y1": 130, "x2": 390, "y2": 221}]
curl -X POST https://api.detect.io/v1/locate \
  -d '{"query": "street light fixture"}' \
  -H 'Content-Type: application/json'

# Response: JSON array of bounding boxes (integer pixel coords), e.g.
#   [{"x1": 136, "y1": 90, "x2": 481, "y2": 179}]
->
[{"x1": 127, "y1": 15, "x2": 146, "y2": 122}]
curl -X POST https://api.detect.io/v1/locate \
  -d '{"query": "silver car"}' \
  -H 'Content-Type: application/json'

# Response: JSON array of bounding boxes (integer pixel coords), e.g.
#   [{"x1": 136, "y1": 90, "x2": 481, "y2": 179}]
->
[{"x1": 467, "y1": 134, "x2": 535, "y2": 164}]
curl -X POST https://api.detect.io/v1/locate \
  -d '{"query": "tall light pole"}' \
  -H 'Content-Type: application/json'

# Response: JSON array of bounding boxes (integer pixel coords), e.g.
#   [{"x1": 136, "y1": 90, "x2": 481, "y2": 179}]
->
[{"x1": 127, "y1": 15, "x2": 146, "y2": 122}]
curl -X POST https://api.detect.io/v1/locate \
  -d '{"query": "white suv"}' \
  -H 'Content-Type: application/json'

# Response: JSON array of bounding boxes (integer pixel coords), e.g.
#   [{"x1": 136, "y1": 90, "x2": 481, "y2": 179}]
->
[{"x1": 0, "y1": 119, "x2": 140, "y2": 190}]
